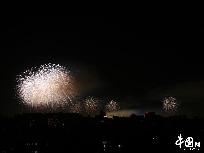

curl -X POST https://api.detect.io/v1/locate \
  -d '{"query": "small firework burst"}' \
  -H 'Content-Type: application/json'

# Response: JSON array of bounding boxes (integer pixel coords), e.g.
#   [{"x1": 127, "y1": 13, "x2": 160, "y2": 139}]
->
[
  {"x1": 69, "y1": 101, "x2": 82, "y2": 113},
  {"x1": 162, "y1": 96, "x2": 178, "y2": 112},
  {"x1": 105, "y1": 100, "x2": 120, "y2": 112},
  {"x1": 16, "y1": 63, "x2": 76, "y2": 111},
  {"x1": 84, "y1": 97, "x2": 99, "y2": 116}
]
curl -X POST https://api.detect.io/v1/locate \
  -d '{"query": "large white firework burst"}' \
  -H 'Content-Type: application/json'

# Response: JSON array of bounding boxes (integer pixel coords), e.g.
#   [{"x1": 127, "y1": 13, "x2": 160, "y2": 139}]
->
[
  {"x1": 162, "y1": 96, "x2": 178, "y2": 112},
  {"x1": 105, "y1": 100, "x2": 120, "y2": 112},
  {"x1": 17, "y1": 63, "x2": 75, "y2": 110}
]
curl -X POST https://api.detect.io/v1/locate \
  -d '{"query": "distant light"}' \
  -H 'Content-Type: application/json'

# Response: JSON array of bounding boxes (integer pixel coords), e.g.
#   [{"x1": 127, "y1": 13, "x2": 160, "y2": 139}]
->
[{"x1": 102, "y1": 141, "x2": 108, "y2": 145}]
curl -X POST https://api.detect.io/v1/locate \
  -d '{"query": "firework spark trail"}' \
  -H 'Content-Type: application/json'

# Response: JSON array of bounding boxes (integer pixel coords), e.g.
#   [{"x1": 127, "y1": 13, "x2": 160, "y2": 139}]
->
[
  {"x1": 105, "y1": 100, "x2": 120, "y2": 112},
  {"x1": 162, "y1": 96, "x2": 178, "y2": 112},
  {"x1": 17, "y1": 63, "x2": 75, "y2": 110}
]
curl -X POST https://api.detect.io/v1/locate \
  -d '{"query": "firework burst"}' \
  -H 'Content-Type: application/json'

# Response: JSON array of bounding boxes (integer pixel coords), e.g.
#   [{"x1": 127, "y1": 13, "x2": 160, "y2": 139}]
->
[
  {"x1": 69, "y1": 101, "x2": 82, "y2": 113},
  {"x1": 17, "y1": 63, "x2": 76, "y2": 111},
  {"x1": 162, "y1": 96, "x2": 178, "y2": 112},
  {"x1": 105, "y1": 100, "x2": 120, "y2": 112},
  {"x1": 84, "y1": 97, "x2": 99, "y2": 116}
]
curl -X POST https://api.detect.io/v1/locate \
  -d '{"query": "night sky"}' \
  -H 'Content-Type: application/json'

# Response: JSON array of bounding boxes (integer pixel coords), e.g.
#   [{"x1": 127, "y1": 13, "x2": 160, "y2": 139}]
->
[{"x1": 1, "y1": 14, "x2": 204, "y2": 117}]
